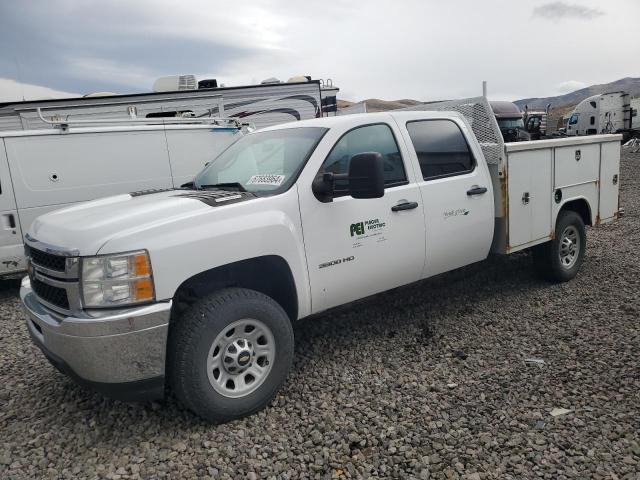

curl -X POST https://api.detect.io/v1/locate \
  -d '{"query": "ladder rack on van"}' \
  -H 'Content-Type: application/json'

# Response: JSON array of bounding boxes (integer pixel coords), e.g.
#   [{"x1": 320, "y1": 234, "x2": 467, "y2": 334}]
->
[{"x1": 36, "y1": 107, "x2": 253, "y2": 132}]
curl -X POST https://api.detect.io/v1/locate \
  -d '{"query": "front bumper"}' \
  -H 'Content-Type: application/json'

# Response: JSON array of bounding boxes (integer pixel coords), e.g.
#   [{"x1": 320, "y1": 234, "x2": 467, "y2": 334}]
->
[{"x1": 21, "y1": 277, "x2": 171, "y2": 401}]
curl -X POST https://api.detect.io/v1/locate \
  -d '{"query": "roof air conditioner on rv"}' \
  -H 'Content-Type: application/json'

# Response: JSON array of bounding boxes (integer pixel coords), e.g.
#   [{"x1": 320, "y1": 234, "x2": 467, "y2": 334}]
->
[
  {"x1": 287, "y1": 75, "x2": 311, "y2": 83},
  {"x1": 153, "y1": 75, "x2": 197, "y2": 92}
]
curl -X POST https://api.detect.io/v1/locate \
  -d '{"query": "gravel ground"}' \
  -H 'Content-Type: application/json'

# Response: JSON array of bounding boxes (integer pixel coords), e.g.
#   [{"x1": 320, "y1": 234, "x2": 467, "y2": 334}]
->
[{"x1": 1, "y1": 149, "x2": 639, "y2": 480}]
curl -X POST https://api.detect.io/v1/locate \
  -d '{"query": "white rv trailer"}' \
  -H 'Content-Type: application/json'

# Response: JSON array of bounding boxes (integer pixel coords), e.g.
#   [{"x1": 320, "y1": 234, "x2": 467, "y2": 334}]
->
[
  {"x1": 0, "y1": 78, "x2": 339, "y2": 132},
  {"x1": 0, "y1": 76, "x2": 340, "y2": 277},
  {"x1": 0, "y1": 118, "x2": 246, "y2": 278},
  {"x1": 566, "y1": 91, "x2": 639, "y2": 139}
]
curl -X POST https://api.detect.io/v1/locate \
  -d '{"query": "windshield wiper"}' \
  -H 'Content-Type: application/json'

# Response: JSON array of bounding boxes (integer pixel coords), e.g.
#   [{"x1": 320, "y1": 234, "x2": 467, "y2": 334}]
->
[{"x1": 198, "y1": 182, "x2": 247, "y2": 192}]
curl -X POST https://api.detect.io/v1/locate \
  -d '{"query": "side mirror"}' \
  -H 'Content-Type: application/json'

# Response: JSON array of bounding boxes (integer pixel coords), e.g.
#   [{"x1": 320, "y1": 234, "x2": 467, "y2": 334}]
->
[
  {"x1": 348, "y1": 152, "x2": 384, "y2": 199},
  {"x1": 312, "y1": 152, "x2": 385, "y2": 202}
]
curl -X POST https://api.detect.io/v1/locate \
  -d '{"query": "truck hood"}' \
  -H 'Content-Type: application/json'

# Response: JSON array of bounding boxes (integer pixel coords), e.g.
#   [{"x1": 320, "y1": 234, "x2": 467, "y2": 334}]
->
[{"x1": 29, "y1": 189, "x2": 255, "y2": 255}]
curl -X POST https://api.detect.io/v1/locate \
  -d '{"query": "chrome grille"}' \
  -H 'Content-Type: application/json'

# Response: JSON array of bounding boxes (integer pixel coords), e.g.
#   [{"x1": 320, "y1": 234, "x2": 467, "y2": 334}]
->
[
  {"x1": 29, "y1": 247, "x2": 67, "y2": 272},
  {"x1": 31, "y1": 276, "x2": 70, "y2": 310},
  {"x1": 25, "y1": 235, "x2": 81, "y2": 315}
]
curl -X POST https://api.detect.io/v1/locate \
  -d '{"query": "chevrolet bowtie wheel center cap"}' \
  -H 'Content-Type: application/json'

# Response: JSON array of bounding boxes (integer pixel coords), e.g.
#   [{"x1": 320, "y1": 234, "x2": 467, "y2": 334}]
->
[{"x1": 223, "y1": 338, "x2": 254, "y2": 373}]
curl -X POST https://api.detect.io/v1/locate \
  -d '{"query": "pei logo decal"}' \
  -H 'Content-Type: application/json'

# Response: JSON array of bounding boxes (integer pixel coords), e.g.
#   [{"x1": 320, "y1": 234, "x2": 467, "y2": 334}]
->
[
  {"x1": 350, "y1": 222, "x2": 365, "y2": 236},
  {"x1": 575, "y1": 150, "x2": 581, "y2": 162},
  {"x1": 349, "y1": 218, "x2": 388, "y2": 247},
  {"x1": 349, "y1": 218, "x2": 386, "y2": 237}
]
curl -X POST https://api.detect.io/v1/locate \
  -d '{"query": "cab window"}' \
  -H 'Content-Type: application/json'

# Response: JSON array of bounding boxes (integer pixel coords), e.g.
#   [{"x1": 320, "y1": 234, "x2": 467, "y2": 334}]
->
[
  {"x1": 569, "y1": 113, "x2": 579, "y2": 125},
  {"x1": 406, "y1": 119, "x2": 475, "y2": 180},
  {"x1": 320, "y1": 123, "x2": 407, "y2": 197}
]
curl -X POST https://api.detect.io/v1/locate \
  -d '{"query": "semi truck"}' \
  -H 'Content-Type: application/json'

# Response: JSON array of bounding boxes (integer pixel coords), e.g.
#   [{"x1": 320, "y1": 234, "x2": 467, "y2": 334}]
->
[
  {"x1": 566, "y1": 91, "x2": 639, "y2": 141},
  {"x1": 21, "y1": 98, "x2": 622, "y2": 422},
  {"x1": 489, "y1": 101, "x2": 530, "y2": 142},
  {"x1": 523, "y1": 104, "x2": 551, "y2": 140}
]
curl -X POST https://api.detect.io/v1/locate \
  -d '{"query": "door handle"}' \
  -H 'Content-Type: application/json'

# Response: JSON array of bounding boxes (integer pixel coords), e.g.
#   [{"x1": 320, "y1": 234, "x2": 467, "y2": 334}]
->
[
  {"x1": 391, "y1": 201, "x2": 419, "y2": 212},
  {"x1": 1, "y1": 214, "x2": 16, "y2": 229},
  {"x1": 466, "y1": 186, "x2": 487, "y2": 196}
]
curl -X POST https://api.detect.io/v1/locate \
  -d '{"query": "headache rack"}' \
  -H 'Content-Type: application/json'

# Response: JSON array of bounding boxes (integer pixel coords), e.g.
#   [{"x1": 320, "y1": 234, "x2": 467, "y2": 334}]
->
[{"x1": 402, "y1": 96, "x2": 506, "y2": 171}]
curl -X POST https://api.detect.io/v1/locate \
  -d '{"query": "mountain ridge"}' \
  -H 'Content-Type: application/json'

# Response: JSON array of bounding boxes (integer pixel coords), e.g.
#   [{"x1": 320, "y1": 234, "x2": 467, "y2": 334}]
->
[
  {"x1": 339, "y1": 77, "x2": 640, "y2": 113},
  {"x1": 513, "y1": 77, "x2": 640, "y2": 110}
]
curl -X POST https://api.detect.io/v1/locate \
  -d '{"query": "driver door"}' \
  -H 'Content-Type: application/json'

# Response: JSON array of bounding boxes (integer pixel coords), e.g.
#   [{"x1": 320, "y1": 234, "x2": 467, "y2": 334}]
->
[{"x1": 298, "y1": 122, "x2": 426, "y2": 313}]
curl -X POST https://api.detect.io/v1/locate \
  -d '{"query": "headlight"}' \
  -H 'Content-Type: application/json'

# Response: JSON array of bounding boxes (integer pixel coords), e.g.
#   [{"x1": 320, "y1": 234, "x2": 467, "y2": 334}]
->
[{"x1": 81, "y1": 250, "x2": 155, "y2": 308}]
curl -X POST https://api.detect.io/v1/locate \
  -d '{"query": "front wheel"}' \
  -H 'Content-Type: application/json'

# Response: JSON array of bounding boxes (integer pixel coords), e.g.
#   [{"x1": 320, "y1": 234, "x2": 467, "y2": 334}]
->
[
  {"x1": 168, "y1": 288, "x2": 294, "y2": 423},
  {"x1": 533, "y1": 210, "x2": 586, "y2": 282}
]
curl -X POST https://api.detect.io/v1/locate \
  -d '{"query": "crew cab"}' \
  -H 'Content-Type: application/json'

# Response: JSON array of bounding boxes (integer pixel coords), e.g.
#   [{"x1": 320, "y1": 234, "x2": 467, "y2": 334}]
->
[{"x1": 21, "y1": 109, "x2": 622, "y2": 422}]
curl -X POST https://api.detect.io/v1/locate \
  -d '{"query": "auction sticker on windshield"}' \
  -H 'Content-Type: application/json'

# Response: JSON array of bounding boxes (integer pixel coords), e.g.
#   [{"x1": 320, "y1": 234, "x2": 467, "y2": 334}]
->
[{"x1": 247, "y1": 174, "x2": 285, "y2": 186}]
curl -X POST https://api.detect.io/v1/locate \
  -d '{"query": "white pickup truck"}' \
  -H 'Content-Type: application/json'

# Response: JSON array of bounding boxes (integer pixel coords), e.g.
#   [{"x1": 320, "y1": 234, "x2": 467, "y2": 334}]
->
[{"x1": 21, "y1": 103, "x2": 622, "y2": 422}]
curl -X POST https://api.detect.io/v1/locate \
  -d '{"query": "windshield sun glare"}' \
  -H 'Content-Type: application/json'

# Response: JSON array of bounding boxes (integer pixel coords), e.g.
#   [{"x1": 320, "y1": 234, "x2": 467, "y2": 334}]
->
[{"x1": 194, "y1": 127, "x2": 327, "y2": 195}]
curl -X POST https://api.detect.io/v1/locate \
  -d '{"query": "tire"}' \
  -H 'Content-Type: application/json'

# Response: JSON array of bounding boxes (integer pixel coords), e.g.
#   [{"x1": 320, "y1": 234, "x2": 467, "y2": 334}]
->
[
  {"x1": 168, "y1": 288, "x2": 294, "y2": 423},
  {"x1": 532, "y1": 210, "x2": 586, "y2": 282}
]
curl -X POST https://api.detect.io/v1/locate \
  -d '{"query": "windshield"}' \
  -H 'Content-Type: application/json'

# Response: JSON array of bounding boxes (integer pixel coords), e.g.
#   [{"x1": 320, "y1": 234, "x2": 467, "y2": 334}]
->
[
  {"x1": 194, "y1": 127, "x2": 327, "y2": 194},
  {"x1": 569, "y1": 113, "x2": 579, "y2": 125},
  {"x1": 497, "y1": 118, "x2": 524, "y2": 129}
]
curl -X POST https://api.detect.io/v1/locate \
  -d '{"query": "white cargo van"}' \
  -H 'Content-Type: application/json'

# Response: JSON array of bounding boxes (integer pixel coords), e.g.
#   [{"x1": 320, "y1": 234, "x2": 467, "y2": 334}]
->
[{"x1": 0, "y1": 120, "x2": 244, "y2": 277}]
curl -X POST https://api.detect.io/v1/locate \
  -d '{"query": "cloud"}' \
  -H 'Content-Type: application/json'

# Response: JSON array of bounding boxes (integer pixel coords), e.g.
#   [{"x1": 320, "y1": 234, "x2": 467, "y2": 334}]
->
[
  {"x1": 0, "y1": 0, "x2": 269, "y2": 95},
  {"x1": 555, "y1": 80, "x2": 587, "y2": 94},
  {"x1": 532, "y1": 1, "x2": 605, "y2": 21},
  {"x1": 0, "y1": 0, "x2": 636, "y2": 103},
  {"x1": 0, "y1": 78, "x2": 78, "y2": 103}
]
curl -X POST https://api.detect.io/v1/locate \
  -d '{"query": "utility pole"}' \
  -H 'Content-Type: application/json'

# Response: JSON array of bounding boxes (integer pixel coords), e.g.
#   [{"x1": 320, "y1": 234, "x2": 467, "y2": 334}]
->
[{"x1": 482, "y1": 81, "x2": 487, "y2": 98}]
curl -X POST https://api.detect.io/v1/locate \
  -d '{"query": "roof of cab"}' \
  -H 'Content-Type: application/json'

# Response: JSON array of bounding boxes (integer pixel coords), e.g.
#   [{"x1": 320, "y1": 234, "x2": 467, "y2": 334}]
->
[{"x1": 259, "y1": 110, "x2": 466, "y2": 132}]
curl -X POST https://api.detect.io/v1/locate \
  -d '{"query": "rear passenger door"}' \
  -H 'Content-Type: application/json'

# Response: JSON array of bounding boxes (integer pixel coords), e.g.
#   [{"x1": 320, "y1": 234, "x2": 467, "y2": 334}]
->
[{"x1": 399, "y1": 117, "x2": 494, "y2": 277}]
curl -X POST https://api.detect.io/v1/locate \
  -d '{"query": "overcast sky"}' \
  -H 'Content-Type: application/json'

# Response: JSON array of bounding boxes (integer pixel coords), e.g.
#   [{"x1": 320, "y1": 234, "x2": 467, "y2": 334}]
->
[{"x1": 0, "y1": 0, "x2": 638, "y2": 103}]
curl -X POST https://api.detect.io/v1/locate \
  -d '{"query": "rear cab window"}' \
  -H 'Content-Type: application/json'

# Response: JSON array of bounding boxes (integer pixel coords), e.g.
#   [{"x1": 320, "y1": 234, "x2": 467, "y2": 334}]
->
[{"x1": 405, "y1": 119, "x2": 476, "y2": 180}]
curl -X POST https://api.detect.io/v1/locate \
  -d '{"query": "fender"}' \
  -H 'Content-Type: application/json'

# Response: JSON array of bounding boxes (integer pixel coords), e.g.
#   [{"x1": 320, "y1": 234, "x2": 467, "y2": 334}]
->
[
  {"x1": 554, "y1": 195, "x2": 594, "y2": 228},
  {"x1": 98, "y1": 188, "x2": 312, "y2": 319}
]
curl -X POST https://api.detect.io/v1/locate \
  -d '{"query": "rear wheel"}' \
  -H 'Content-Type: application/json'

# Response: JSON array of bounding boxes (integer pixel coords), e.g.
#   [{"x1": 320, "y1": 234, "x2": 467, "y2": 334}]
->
[
  {"x1": 168, "y1": 288, "x2": 294, "y2": 423},
  {"x1": 533, "y1": 210, "x2": 586, "y2": 282}
]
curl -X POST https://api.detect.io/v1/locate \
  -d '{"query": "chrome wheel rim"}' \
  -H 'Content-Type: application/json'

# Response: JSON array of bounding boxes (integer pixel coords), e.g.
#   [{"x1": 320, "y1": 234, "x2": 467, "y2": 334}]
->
[
  {"x1": 206, "y1": 319, "x2": 275, "y2": 398},
  {"x1": 559, "y1": 225, "x2": 580, "y2": 269}
]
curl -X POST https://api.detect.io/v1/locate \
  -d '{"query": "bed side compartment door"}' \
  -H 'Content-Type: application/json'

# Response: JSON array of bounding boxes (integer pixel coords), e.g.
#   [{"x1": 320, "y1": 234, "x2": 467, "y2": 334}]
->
[
  {"x1": 598, "y1": 141, "x2": 621, "y2": 223},
  {"x1": 507, "y1": 148, "x2": 553, "y2": 248}
]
